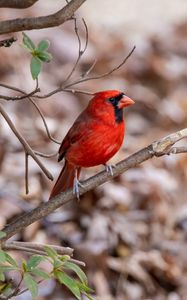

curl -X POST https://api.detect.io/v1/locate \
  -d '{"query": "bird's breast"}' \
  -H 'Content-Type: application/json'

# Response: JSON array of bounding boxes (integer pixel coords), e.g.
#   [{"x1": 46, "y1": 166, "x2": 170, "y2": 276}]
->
[{"x1": 66, "y1": 121, "x2": 125, "y2": 167}]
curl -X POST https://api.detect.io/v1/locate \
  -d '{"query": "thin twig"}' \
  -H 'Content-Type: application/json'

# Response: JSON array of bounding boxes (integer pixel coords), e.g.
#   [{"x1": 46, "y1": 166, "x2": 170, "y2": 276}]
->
[
  {"x1": 0, "y1": 104, "x2": 53, "y2": 181},
  {"x1": 25, "y1": 153, "x2": 29, "y2": 194},
  {"x1": 62, "y1": 17, "x2": 88, "y2": 84},
  {"x1": 81, "y1": 59, "x2": 97, "y2": 78},
  {"x1": 64, "y1": 46, "x2": 136, "y2": 89},
  {"x1": 4, "y1": 241, "x2": 73, "y2": 256},
  {"x1": 28, "y1": 97, "x2": 61, "y2": 144},
  {"x1": 1, "y1": 128, "x2": 187, "y2": 244},
  {"x1": 69, "y1": 258, "x2": 85, "y2": 267},
  {"x1": 0, "y1": 83, "x2": 40, "y2": 101},
  {"x1": 34, "y1": 150, "x2": 58, "y2": 158},
  {"x1": 0, "y1": 82, "x2": 60, "y2": 144}
]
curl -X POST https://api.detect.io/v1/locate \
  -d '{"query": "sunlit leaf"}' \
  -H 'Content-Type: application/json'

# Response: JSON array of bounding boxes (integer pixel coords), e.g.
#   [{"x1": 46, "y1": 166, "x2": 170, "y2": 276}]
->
[
  {"x1": 22, "y1": 32, "x2": 35, "y2": 51},
  {"x1": 0, "y1": 265, "x2": 19, "y2": 272},
  {"x1": 37, "y1": 51, "x2": 53, "y2": 62},
  {"x1": 37, "y1": 40, "x2": 50, "y2": 52},
  {"x1": 0, "y1": 272, "x2": 5, "y2": 281},
  {"x1": 63, "y1": 261, "x2": 88, "y2": 284},
  {"x1": 44, "y1": 246, "x2": 58, "y2": 260},
  {"x1": 31, "y1": 268, "x2": 51, "y2": 279},
  {"x1": 23, "y1": 273, "x2": 38, "y2": 298},
  {"x1": 30, "y1": 56, "x2": 42, "y2": 80},
  {"x1": 0, "y1": 231, "x2": 6, "y2": 238},
  {"x1": 55, "y1": 270, "x2": 81, "y2": 300},
  {"x1": 5, "y1": 253, "x2": 18, "y2": 267},
  {"x1": 27, "y1": 255, "x2": 45, "y2": 270},
  {"x1": 0, "y1": 250, "x2": 6, "y2": 263}
]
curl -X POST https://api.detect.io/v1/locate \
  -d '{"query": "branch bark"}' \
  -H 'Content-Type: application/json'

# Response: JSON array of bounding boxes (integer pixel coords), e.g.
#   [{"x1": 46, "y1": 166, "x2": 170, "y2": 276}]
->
[
  {"x1": 0, "y1": 0, "x2": 86, "y2": 35},
  {"x1": 1, "y1": 128, "x2": 187, "y2": 244},
  {"x1": 0, "y1": 103, "x2": 53, "y2": 181},
  {"x1": 0, "y1": 0, "x2": 38, "y2": 8}
]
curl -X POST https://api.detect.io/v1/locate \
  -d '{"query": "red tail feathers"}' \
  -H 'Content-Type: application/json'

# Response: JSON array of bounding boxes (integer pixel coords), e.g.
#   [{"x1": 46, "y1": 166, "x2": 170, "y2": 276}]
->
[{"x1": 49, "y1": 161, "x2": 81, "y2": 200}]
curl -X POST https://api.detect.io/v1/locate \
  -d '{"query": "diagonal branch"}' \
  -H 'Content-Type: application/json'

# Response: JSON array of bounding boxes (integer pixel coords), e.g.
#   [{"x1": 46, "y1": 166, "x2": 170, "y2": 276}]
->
[
  {"x1": 1, "y1": 128, "x2": 187, "y2": 244},
  {"x1": 0, "y1": 103, "x2": 53, "y2": 181},
  {"x1": 0, "y1": 0, "x2": 39, "y2": 9},
  {"x1": 0, "y1": 0, "x2": 86, "y2": 34}
]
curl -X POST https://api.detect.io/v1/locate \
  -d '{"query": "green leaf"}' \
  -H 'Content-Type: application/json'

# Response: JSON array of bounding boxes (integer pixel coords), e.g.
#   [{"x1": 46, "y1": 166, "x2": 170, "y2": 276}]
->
[
  {"x1": 0, "y1": 283, "x2": 13, "y2": 297},
  {"x1": 23, "y1": 273, "x2": 38, "y2": 298},
  {"x1": 60, "y1": 255, "x2": 70, "y2": 262},
  {"x1": 22, "y1": 32, "x2": 35, "y2": 51},
  {"x1": 84, "y1": 293, "x2": 95, "y2": 300},
  {"x1": 30, "y1": 56, "x2": 42, "y2": 80},
  {"x1": 0, "y1": 272, "x2": 5, "y2": 281},
  {"x1": 0, "y1": 250, "x2": 6, "y2": 263},
  {"x1": 77, "y1": 282, "x2": 94, "y2": 293},
  {"x1": 37, "y1": 51, "x2": 53, "y2": 62},
  {"x1": 31, "y1": 268, "x2": 51, "y2": 279},
  {"x1": 37, "y1": 40, "x2": 50, "y2": 52},
  {"x1": 0, "y1": 231, "x2": 6, "y2": 238},
  {"x1": 0, "y1": 265, "x2": 18, "y2": 272},
  {"x1": 27, "y1": 255, "x2": 44, "y2": 270},
  {"x1": 55, "y1": 270, "x2": 81, "y2": 300},
  {"x1": 44, "y1": 246, "x2": 58, "y2": 260},
  {"x1": 5, "y1": 253, "x2": 18, "y2": 267},
  {"x1": 63, "y1": 261, "x2": 88, "y2": 284}
]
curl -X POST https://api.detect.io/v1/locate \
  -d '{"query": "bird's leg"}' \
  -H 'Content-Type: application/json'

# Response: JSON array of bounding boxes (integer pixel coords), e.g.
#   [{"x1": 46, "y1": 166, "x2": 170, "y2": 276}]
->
[
  {"x1": 104, "y1": 163, "x2": 116, "y2": 176},
  {"x1": 73, "y1": 168, "x2": 84, "y2": 200}
]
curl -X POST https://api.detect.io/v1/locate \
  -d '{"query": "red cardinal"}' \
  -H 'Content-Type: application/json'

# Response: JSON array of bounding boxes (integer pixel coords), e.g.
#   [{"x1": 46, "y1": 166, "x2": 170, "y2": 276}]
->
[{"x1": 49, "y1": 90, "x2": 134, "y2": 199}]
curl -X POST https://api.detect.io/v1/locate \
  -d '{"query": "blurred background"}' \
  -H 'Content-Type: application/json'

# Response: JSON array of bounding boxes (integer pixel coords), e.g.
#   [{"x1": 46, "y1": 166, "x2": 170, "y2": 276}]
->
[{"x1": 1, "y1": 0, "x2": 187, "y2": 299}]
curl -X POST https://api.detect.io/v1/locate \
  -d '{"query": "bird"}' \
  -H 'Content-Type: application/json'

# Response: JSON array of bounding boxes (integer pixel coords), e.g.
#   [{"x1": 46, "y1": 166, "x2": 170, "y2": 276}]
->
[{"x1": 49, "y1": 90, "x2": 134, "y2": 200}]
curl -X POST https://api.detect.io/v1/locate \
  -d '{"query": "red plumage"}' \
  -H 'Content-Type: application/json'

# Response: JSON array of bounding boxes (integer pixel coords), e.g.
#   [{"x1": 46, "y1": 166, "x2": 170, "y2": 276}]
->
[{"x1": 49, "y1": 90, "x2": 134, "y2": 199}]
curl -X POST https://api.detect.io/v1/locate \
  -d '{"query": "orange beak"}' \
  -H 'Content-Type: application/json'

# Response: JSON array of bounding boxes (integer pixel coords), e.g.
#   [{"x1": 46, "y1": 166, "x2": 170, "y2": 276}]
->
[{"x1": 118, "y1": 95, "x2": 135, "y2": 109}]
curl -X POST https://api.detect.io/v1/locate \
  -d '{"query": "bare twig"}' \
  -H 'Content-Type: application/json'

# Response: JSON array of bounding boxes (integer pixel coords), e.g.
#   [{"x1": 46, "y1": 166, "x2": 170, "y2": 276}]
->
[
  {"x1": 1, "y1": 128, "x2": 187, "y2": 244},
  {"x1": 25, "y1": 153, "x2": 29, "y2": 194},
  {"x1": 28, "y1": 97, "x2": 61, "y2": 144},
  {"x1": 62, "y1": 17, "x2": 89, "y2": 84},
  {"x1": 34, "y1": 150, "x2": 58, "y2": 158},
  {"x1": 35, "y1": 87, "x2": 93, "y2": 99},
  {"x1": 0, "y1": 82, "x2": 60, "y2": 144},
  {"x1": 0, "y1": 0, "x2": 38, "y2": 9},
  {"x1": 4, "y1": 241, "x2": 73, "y2": 256},
  {"x1": 34, "y1": 47, "x2": 135, "y2": 100},
  {"x1": 0, "y1": 0, "x2": 86, "y2": 34},
  {"x1": 81, "y1": 59, "x2": 97, "y2": 78},
  {"x1": 0, "y1": 103, "x2": 53, "y2": 180},
  {"x1": 0, "y1": 83, "x2": 40, "y2": 101},
  {"x1": 64, "y1": 45, "x2": 136, "y2": 88}
]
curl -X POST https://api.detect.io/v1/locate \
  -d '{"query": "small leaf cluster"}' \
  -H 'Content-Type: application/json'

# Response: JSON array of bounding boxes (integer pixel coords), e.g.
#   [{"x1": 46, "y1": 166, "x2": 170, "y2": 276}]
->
[
  {"x1": 22, "y1": 32, "x2": 53, "y2": 80},
  {"x1": 45, "y1": 246, "x2": 94, "y2": 300},
  {"x1": 0, "y1": 245, "x2": 94, "y2": 300}
]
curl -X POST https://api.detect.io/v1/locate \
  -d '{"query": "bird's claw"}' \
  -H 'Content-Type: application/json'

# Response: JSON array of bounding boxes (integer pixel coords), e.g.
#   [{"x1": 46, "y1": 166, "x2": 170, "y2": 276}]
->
[
  {"x1": 73, "y1": 177, "x2": 84, "y2": 201},
  {"x1": 104, "y1": 164, "x2": 115, "y2": 176}
]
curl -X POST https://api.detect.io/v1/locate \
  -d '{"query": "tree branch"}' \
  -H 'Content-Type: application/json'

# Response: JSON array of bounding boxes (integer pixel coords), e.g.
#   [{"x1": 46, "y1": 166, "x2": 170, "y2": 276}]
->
[
  {"x1": 0, "y1": 0, "x2": 86, "y2": 35},
  {"x1": 0, "y1": 0, "x2": 39, "y2": 9},
  {"x1": 3, "y1": 241, "x2": 73, "y2": 256},
  {"x1": 1, "y1": 128, "x2": 187, "y2": 244},
  {"x1": 0, "y1": 103, "x2": 53, "y2": 181}
]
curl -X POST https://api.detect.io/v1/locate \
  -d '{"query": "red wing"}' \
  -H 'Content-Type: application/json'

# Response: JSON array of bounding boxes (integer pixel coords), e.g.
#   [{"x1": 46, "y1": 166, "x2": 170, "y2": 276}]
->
[{"x1": 58, "y1": 111, "x2": 89, "y2": 162}]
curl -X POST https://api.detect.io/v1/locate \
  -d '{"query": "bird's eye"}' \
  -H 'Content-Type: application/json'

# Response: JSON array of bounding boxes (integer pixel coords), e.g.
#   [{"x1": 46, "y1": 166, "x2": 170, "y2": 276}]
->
[
  {"x1": 108, "y1": 93, "x2": 125, "y2": 105},
  {"x1": 108, "y1": 97, "x2": 115, "y2": 104}
]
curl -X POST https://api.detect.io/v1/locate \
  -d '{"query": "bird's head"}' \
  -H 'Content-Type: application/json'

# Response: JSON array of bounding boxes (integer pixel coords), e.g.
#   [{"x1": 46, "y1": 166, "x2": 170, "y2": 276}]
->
[{"x1": 88, "y1": 90, "x2": 135, "y2": 123}]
